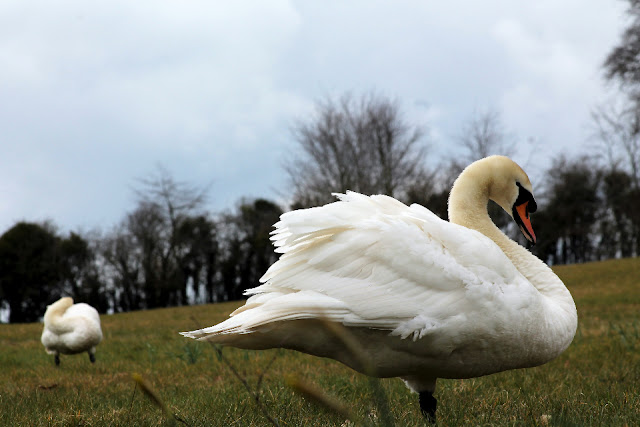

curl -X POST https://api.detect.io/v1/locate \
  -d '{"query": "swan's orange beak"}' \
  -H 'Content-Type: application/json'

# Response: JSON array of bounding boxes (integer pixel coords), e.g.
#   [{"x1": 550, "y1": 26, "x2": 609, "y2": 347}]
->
[{"x1": 515, "y1": 201, "x2": 536, "y2": 244}]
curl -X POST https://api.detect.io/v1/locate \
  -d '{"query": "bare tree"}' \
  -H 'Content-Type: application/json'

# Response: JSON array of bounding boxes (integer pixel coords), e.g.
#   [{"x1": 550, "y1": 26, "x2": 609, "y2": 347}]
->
[
  {"x1": 102, "y1": 166, "x2": 213, "y2": 309},
  {"x1": 407, "y1": 108, "x2": 515, "y2": 223},
  {"x1": 590, "y1": 100, "x2": 640, "y2": 257},
  {"x1": 433, "y1": 108, "x2": 517, "y2": 228},
  {"x1": 134, "y1": 165, "x2": 210, "y2": 231},
  {"x1": 286, "y1": 92, "x2": 430, "y2": 207},
  {"x1": 457, "y1": 108, "x2": 515, "y2": 165},
  {"x1": 599, "y1": 0, "x2": 640, "y2": 186},
  {"x1": 591, "y1": 100, "x2": 640, "y2": 187},
  {"x1": 603, "y1": 0, "x2": 640, "y2": 96},
  {"x1": 101, "y1": 223, "x2": 143, "y2": 312}
]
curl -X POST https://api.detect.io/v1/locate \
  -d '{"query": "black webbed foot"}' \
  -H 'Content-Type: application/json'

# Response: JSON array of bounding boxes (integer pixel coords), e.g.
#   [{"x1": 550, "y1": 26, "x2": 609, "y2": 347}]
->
[
  {"x1": 89, "y1": 353, "x2": 96, "y2": 363},
  {"x1": 54, "y1": 354, "x2": 60, "y2": 366}
]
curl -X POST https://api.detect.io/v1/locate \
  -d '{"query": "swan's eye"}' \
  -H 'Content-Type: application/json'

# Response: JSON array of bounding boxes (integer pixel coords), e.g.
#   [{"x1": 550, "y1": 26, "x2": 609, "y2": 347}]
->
[{"x1": 514, "y1": 182, "x2": 537, "y2": 213}]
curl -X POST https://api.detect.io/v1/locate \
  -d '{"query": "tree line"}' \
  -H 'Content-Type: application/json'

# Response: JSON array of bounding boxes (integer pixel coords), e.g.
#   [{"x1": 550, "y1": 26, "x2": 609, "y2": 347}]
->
[
  {"x1": 0, "y1": 180, "x2": 283, "y2": 323},
  {"x1": 1, "y1": 95, "x2": 638, "y2": 323},
  {"x1": 3, "y1": 1, "x2": 640, "y2": 322}
]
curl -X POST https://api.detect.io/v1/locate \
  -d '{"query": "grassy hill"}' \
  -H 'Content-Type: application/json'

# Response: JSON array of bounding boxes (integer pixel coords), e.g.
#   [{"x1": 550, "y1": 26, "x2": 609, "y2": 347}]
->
[{"x1": 0, "y1": 257, "x2": 639, "y2": 426}]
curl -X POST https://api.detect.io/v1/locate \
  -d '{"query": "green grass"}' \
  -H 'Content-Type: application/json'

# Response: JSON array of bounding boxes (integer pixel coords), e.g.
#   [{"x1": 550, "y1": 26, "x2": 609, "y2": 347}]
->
[{"x1": 1, "y1": 257, "x2": 639, "y2": 426}]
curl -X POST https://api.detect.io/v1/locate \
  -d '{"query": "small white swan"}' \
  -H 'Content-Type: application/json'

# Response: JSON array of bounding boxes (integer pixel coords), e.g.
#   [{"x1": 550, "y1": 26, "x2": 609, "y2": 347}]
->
[
  {"x1": 182, "y1": 156, "x2": 577, "y2": 420},
  {"x1": 41, "y1": 297, "x2": 103, "y2": 366}
]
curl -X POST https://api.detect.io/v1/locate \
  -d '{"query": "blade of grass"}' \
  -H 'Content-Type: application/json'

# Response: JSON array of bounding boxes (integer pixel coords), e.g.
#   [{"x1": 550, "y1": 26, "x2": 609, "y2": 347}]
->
[
  {"x1": 190, "y1": 316, "x2": 281, "y2": 427},
  {"x1": 286, "y1": 375, "x2": 355, "y2": 422},
  {"x1": 131, "y1": 373, "x2": 191, "y2": 426}
]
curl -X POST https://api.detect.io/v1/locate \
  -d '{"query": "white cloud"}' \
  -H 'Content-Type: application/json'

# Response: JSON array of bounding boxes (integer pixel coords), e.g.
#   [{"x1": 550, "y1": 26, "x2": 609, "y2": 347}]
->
[
  {"x1": 0, "y1": 0, "x2": 630, "y2": 232},
  {"x1": 489, "y1": 2, "x2": 624, "y2": 160}
]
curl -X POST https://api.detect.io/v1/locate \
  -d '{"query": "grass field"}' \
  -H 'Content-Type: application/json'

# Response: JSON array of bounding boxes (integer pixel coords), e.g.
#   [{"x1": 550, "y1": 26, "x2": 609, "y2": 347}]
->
[{"x1": 1, "y1": 257, "x2": 639, "y2": 426}]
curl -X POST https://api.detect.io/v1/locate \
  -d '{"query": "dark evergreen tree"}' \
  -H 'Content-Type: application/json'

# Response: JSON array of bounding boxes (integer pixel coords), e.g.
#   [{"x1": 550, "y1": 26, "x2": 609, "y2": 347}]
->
[
  {"x1": 532, "y1": 157, "x2": 602, "y2": 264},
  {"x1": 0, "y1": 222, "x2": 62, "y2": 323},
  {"x1": 218, "y1": 199, "x2": 283, "y2": 300}
]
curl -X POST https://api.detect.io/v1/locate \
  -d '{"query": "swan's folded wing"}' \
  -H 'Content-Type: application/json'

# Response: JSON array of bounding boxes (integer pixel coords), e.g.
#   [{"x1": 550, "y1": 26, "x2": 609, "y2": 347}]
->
[{"x1": 184, "y1": 192, "x2": 530, "y2": 341}]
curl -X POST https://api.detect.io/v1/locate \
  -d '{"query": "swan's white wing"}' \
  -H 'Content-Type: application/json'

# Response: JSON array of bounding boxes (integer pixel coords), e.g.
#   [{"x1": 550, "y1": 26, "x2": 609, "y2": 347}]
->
[{"x1": 184, "y1": 192, "x2": 533, "y2": 345}]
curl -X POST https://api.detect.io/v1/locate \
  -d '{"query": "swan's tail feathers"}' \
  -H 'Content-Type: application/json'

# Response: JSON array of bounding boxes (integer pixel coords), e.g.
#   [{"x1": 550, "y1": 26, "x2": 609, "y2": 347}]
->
[
  {"x1": 181, "y1": 291, "x2": 350, "y2": 348},
  {"x1": 180, "y1": 322, "x2": 244, "y2": 343},
  {"x1": 179, "y1": 314, "x2": 282, "y2": 350}
]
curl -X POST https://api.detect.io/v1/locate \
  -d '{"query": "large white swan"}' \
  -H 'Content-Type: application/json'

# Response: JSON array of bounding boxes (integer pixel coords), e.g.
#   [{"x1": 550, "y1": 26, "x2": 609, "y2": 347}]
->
[
  {"x1": 182, "y1": 156, "x2": 577, "y2": 421},
  {"x1": 41, "y1": 297, "x2": 103, "y2": 366}
]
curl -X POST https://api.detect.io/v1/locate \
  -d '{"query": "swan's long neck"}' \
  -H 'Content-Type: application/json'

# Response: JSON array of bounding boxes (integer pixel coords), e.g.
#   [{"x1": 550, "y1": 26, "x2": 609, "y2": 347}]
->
[
  {"x1": 448, "y1": 165, "x2": 577, "y2": 356},
  {"x1": 44, "y1": 297, "x2": 74, "y2": 334}
]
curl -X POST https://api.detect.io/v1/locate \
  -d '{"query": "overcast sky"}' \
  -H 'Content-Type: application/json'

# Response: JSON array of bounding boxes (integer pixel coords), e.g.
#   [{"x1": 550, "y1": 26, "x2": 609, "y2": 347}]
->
[{"x1": 0, "y1": 0, "x2": 628, "y2": 234}]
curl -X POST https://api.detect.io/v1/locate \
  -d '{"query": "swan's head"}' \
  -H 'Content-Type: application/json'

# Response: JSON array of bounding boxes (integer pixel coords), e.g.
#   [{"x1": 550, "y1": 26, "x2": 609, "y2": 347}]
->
[
  {"x1": 451, "y1": 155, "x2": 538, "y2": 244},
  {"x1": 484, "y1": 156, "x2": 537, "y2": 244}
]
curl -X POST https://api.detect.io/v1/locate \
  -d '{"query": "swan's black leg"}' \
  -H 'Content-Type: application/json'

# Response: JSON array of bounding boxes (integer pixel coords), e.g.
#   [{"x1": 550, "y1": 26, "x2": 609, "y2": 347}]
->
[
  {"x1": 419, "y1": 391, "x2": 437, "y2": 423},
  {"x1": 89, "y1": 352, "x2": 96, "y2": 363},
  {"x1": 54, "y1": 354, "x2": 60, "y2": 366}
]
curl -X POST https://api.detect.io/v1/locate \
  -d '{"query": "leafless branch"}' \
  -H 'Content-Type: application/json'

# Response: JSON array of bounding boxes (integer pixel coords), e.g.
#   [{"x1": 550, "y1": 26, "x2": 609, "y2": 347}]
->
[
  {"x1": 285, "y1": 91, "x2": 430, "y2": 207},
  {"x1": 457, "y1": 108, "x2": 515, "y2": 163}
]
